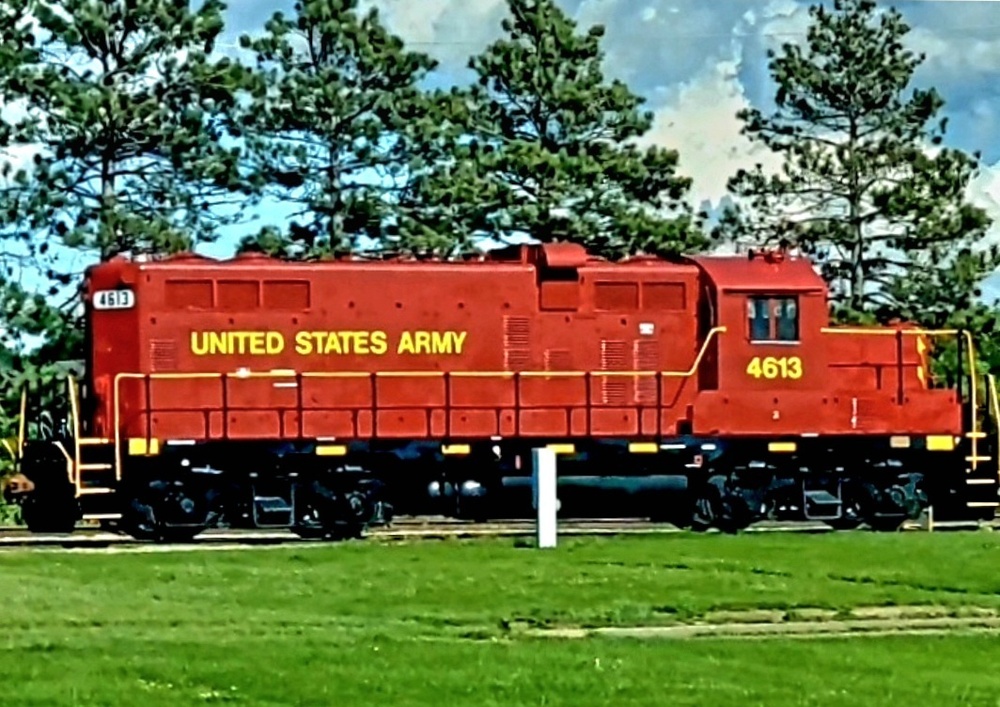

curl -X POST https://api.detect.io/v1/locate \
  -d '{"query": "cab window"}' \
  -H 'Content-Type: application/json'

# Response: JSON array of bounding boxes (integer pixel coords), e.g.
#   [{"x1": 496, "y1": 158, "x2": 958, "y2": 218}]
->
[{"x1": 748, "y1": 296, "x2": 798, "y2": 342}]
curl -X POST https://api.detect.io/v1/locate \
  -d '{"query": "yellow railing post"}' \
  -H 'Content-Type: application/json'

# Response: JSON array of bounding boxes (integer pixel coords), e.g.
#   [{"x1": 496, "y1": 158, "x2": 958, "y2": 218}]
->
[
  {"x1": 67, "y1": 376, "x2": 82, "y2": 491},
  {"x1": 17, "y1": 387, "x2": 26, "y2": 463},
  {"x1": 988, "y1": 374, "x2": 1000, "y2": 485}
]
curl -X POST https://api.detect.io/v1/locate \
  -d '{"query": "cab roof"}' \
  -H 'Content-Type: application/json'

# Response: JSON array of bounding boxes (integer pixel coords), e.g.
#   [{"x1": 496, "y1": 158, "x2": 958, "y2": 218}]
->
[{"x1": 689, "y1": 252, "x2": 826, "y2": 293}]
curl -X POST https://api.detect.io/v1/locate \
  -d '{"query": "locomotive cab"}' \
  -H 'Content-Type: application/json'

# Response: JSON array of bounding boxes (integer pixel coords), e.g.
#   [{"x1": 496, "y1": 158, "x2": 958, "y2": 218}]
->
[{"x1": 692, "y1": 250, "x2": 829, "y2": 394}]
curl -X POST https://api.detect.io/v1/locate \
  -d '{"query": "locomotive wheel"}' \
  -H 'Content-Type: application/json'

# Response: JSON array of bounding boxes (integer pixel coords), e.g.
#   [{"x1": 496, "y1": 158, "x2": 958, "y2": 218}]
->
[
  {"x1": 120, "y1": 479, "x2": 209, "y2": 543},
  {"x1": 290, "y1": 474, "x2": 384, "y2": 541},
  {"x1": 16, "y1": 443, "x2": 82, "y2": 534},
  {"x1": 690, "y1": 475, "x2": 755, "y2": 534},
  {"x1": 825, "y1": 484, "x2": 863, "y2": 530},
  {"x1": 20, "y1": 489, "x2": 80, "y2": 534}
]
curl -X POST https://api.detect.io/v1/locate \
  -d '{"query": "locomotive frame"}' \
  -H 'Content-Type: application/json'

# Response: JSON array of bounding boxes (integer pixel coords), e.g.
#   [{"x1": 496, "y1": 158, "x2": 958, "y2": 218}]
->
[{"x1": 3, "y1": 244, "x2": 1000, "y2": 540}]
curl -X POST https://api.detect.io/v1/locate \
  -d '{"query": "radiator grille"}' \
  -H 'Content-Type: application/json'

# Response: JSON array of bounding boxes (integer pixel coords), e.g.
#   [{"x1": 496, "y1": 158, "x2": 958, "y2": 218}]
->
[
  {"x1": 503, "y1": 316, "x2": 531, "y2": 370},
  {"x1": 600, "y1": 339, "x2": 628, "y2": 404},
  {"x1": 633, "y1": 339, "x2": 659, "y2": 404},
  {"x1": 150, "y1": 339, "x2": 178, "y2": 372}
]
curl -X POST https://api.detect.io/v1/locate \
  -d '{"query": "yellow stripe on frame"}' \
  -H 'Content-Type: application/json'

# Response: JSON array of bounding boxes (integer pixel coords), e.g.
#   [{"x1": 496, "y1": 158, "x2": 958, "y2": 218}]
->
[
  {"x1": 628, "y1": 442, "x2": 658, "y2": 454},
  {"x1": 768, "y1": 442, "x2": 796, "y2": 453},
  {"x1": 889, "y1": 436, "x2": 911, "y2": 449},
  {"x1": 442, "y1": 444, "x2": 471, "y2": 455},
  {"x1": 128, "y1": 438, "x2": 160, "y2": 456},
  {"x1": 926, "y1": 435, "x2": 955, "y2": 452},
  {"x1": 546, "y1": 443, "x2": 576, "y2": 455},
  {"x1": 316, "y1": 445, "x2": 348, "y2": 456}
]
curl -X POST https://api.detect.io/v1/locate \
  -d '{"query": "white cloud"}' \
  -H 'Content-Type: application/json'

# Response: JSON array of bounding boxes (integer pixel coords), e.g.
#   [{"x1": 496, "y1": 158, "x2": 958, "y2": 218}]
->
[
  {"x1": 758, "y1": 0, "x2": 810, "y2": 45},
  {"x1": 966, "y1": 162, "x2": 1000, "y2": 303},
  {"x1": 363, "y1": 0, "x2": 508, "y2": 77},
  {"x1": 638, "y1": 57, "x2": 782, "y2": 208},
  {"x1": 967, "y1": 162, "x2": 1000, "y2": 218},
  {"x1": 908, "y1": 25, "x2": 1000, "y2": 76},
  {"x1": 624, "y1": 0, "x2": 800, "y2": 209},
  {"x1": 575, "y1": 0, "x2": 762, "y2": 91}
]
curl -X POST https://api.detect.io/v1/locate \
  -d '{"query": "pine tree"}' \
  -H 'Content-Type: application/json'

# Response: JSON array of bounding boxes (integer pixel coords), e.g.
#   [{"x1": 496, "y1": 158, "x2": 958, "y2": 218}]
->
[
  {"x1": 0, "y1": 275, "x2": 81, "y2": 505},
  {"x1": 235, "y1": 0, "x2": 438, "y2": 259},
  {"x1": 399, "y1": 0, "x2": 705, "y2": 261},
  {"x1": 716, "y1": 0, "x2": 996, "y2": 322},
  {"x1": 0, "y1": 0, "x2": 250, "y2": 279},
  {"x1": 0, "y1": 0, "x2": 251, "y2": 494}
]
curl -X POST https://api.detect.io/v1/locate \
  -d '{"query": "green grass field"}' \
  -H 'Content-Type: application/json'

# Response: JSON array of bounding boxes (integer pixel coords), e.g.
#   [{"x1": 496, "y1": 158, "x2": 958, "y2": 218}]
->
[{"x1": 4, "y1": 532, "x2": 1000, "y2": 705}]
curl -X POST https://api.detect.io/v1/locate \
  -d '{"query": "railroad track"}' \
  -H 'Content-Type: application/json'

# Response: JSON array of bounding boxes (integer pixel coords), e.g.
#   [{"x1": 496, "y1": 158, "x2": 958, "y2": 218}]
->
[
  {"x1": 0, "y1": 515, "x2": 991, "y2": 551},
  {"x1": 0, "y1": 517, "x2": 690, "y2": 550}
]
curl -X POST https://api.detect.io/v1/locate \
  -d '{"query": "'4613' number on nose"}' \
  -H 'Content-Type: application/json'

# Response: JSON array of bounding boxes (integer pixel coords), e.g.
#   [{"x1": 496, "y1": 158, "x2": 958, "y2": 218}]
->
[{"x1": 746, "y1": 356, "x2": 803, "y2": 380}]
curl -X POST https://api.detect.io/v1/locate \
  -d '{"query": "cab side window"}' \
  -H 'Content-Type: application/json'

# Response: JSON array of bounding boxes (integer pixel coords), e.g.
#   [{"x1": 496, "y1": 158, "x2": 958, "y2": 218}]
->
[{"x1": 748, "y1": 296, "x2": 799, "y2": 342}]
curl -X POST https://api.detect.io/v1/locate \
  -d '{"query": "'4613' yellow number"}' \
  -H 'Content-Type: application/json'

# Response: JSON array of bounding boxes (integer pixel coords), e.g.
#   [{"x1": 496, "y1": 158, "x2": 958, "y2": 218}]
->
[{"x1": 746, "y1": 356, "x2": 803, "y2": 380}]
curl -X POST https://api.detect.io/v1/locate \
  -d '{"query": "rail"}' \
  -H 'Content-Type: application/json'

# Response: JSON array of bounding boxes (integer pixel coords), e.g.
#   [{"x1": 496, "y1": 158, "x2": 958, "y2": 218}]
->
[
  {"x1": 990, "y1": 375, "x2": 1000, "y2": 483},
  {"x1": 107, "y1": 327, "x2": 727, "y2": 475}
]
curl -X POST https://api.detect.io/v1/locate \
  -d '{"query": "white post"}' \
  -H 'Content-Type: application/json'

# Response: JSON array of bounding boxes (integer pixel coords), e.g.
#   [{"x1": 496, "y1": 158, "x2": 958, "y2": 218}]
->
[{"x1": 532, "y1": 447, "x2": 558, "y2": 548}]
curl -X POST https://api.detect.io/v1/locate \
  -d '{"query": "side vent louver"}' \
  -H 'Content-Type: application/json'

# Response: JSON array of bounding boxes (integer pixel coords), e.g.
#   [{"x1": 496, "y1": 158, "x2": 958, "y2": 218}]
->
[
  {"x1": 150, "y1": 339, "x2": 178, "y2": 372},
  {"x1": 601, "y1": 339, "x2": 628, "y2": 404},
  {"x1": 634, "y1": 339, "x2": 659, "y2": 404},
  {"x1": 504, "y1": 316, "x2": 531, "y2": 370}
]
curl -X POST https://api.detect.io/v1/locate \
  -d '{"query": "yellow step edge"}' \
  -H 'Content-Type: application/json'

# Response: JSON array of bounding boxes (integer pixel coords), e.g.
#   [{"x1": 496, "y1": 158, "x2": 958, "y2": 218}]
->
[
  {"x1": 127, "y1": 438, "x2": 161, "y2": 456},
  {"x1": 768, "y1": 442, "x2": 796, "y2": 453},
  {"x1": 927, "y1": 435, "x2": 956, "y2": 451},
  {"x1": 628, "y1": 443, "x2": 658, "y2": 454}
]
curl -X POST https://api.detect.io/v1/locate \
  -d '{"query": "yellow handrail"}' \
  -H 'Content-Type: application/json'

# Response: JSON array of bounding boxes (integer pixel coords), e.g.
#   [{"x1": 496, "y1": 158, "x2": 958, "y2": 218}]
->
[
  {"x1": 17, "y1": 387, "x2": 26, "y2": 462},
  {"x1": 962, "y1": 331, "x2": 980, "y2": 470},
  {"x1": 820, "y1": 327, "x2": 960, "y2": 336},
  {"x1": 110, "y1": 327, "x2": 728, "y2": 477},
  {"x1": 67, "y1": 376, "x2": 82, "y2": 491},
  {"x1": 823, "y1": 327, "x2": 980, "y2": 467}
]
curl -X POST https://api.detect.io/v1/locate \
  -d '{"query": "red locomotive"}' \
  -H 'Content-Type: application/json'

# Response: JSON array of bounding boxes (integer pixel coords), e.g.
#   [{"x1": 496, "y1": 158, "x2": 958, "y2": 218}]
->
[{"x1": 6, "y1": 242, "x2": 998, "y2": 539}]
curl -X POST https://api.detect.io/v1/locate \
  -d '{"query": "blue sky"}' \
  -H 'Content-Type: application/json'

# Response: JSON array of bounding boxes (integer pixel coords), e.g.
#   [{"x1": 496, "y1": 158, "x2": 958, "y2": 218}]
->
[
  {"x1": 7, "y1": 0, "x2": 1000, "y2": 298},
  {"x1": 217, "y1": 0, "x2": 1000, "y2": 243}
]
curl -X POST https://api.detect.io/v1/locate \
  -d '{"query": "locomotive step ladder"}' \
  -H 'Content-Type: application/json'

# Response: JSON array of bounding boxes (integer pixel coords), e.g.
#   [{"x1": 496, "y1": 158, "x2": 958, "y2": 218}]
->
[
  {"x1": 250, "y1": 473, "x2": 297, "y2": 527},
  {"x1": 963, "y1": 373, "x2": 1000, "y2": 514},
  {"x1": 66, "y1": 381, "x2": 120, "y2": 523},
  {"x1": 74, "y1": 437, "x2": 116, "y2": 496},
  {"x1": 801, "y1": 479, "x2": 844, "y2": 521}
]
